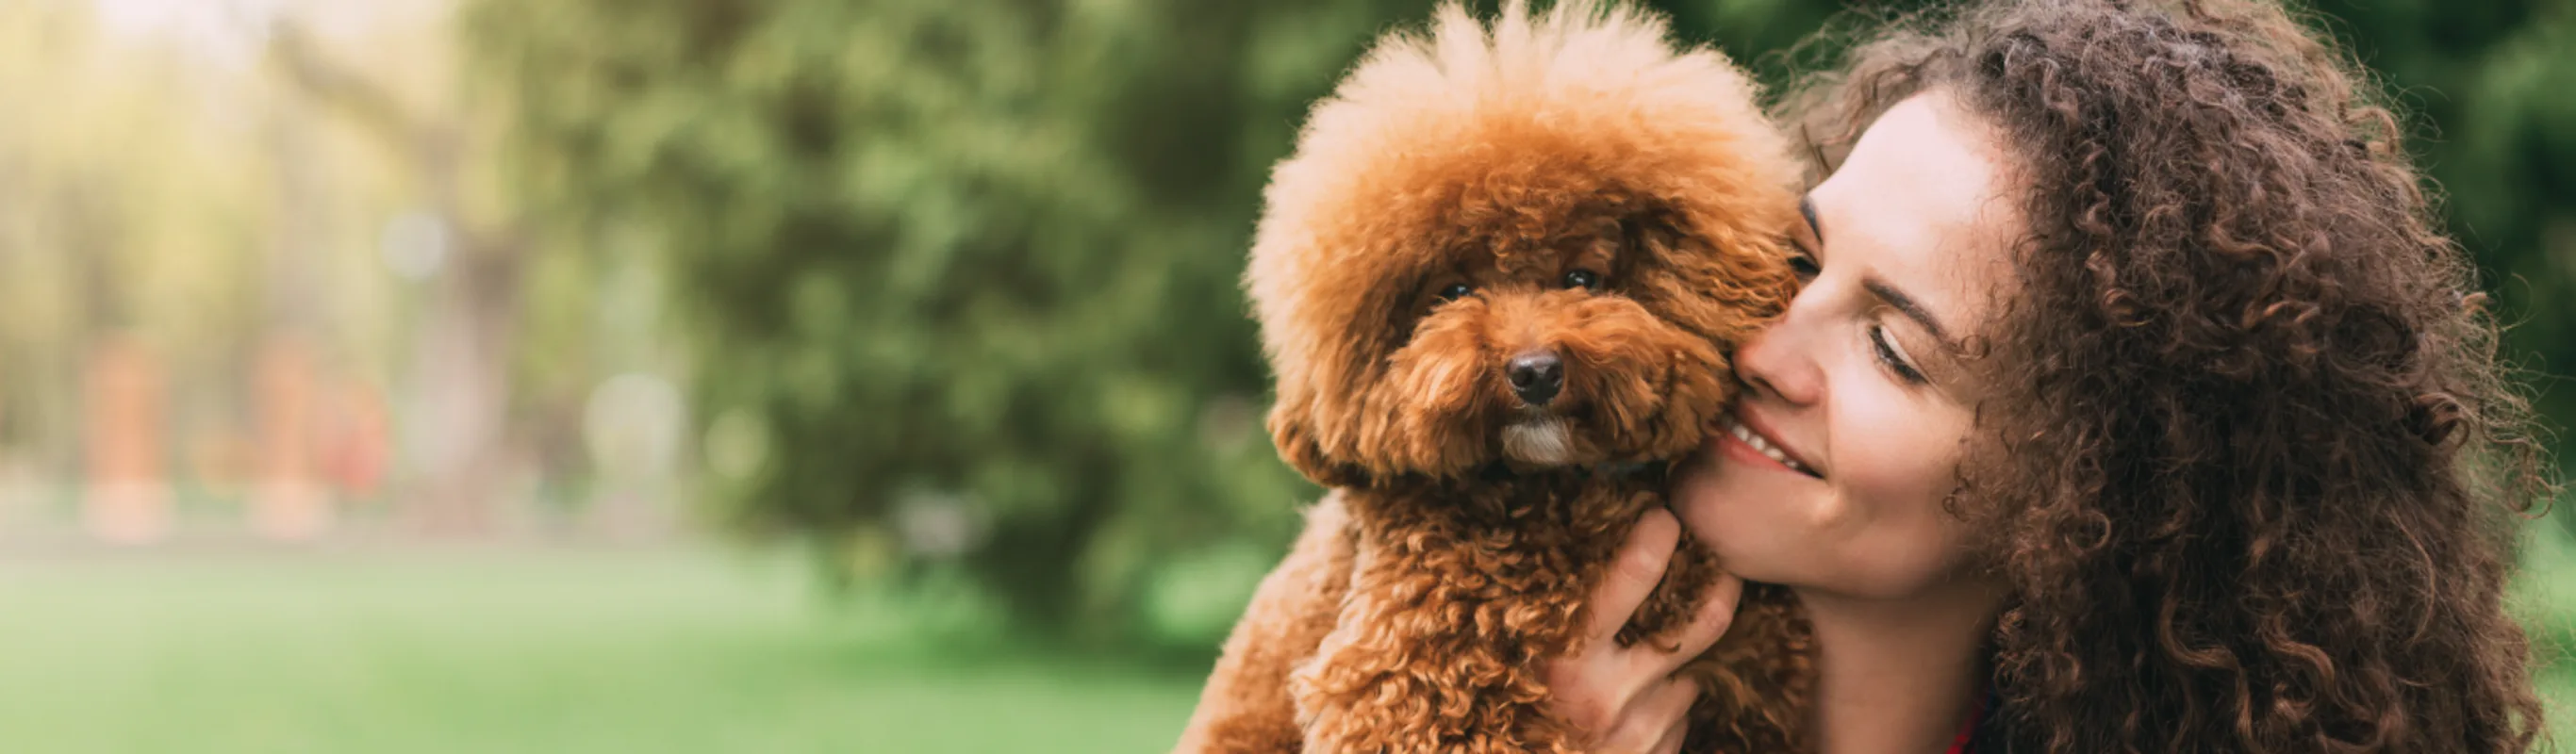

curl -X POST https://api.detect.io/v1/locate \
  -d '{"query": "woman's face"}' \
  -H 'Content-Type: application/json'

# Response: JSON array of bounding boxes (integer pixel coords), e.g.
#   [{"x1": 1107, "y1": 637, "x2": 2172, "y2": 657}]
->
[{"x1": 1673, "y1": 92, "x2": 2023, "y2": 600}]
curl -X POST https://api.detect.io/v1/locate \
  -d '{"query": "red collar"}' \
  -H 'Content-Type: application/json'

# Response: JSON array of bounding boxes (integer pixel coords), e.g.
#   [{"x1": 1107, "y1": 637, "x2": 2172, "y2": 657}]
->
[{"x1": 1941, "y1": 688, "x2": 1990, "y2": 754}]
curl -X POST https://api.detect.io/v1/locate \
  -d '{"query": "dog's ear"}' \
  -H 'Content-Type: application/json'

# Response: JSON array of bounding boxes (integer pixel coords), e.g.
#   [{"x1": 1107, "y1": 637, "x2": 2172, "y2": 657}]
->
[{"x1": 1267, "y1": 393, "x2": 1365, "y2": 488}]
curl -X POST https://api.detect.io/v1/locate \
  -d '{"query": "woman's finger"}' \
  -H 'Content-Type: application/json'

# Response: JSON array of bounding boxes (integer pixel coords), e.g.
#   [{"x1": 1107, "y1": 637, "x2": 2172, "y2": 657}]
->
[
  {"x1": 1648, "y1": 718, "x2": 1691, "y2": 754},
  {"x1": 1641, "y1": 571, "x2": 1744, "y2": 675},
  {"x1": 1628, "y1": 678, "x2": 1701, "y2": 754},
  {"x1": 1586, "y1": 508, "x2": 1683, "y2": 643}
]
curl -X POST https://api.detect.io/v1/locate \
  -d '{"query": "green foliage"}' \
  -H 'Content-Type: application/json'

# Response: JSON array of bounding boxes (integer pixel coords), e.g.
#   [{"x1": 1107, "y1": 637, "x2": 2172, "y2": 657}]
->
[
  {"x1": 2316, "y1": 0, "x2": 2576, "y2": 437},
  {"x1": 461, "y1": 0, "x2": 1428, "y2": 640},
  {"x1": 461, "y1": 0, "x2": 2576, "y2": 642}
]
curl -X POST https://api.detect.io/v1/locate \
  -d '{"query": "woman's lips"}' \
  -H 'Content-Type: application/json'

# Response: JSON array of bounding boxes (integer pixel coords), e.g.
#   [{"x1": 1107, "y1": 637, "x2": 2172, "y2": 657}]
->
[{"x1": 1712, "y1": 414, "x2": 1823, "y2": 479}]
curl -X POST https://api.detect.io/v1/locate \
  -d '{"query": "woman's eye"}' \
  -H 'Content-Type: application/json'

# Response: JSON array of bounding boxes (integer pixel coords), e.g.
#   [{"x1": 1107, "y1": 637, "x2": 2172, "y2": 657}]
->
[
  {"x1": 1788, "y1": 254, "x2": 1821, "y2": 280},
  {"x1": 1437, "y1": 283, "x2": 1475, "y2": 302},
  {"x1": 1868, "y1": 323, "x2": 1928, "y2": 385},
  {"x1": 1561, "y1": 270, "x2": 1600, "y2": 290}
]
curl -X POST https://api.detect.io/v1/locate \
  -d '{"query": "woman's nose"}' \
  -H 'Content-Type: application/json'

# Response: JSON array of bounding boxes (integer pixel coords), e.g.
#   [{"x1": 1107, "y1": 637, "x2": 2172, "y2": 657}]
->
[{"x1": 1733, "y1": 301, "x2": 1825, "y2": 407}]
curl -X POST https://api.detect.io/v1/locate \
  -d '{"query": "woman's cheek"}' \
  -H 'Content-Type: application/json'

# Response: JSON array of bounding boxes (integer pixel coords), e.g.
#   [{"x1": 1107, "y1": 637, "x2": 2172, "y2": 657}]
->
[{"x1": 1825, "y1": 411, "x2": 1979, "y2": 594}]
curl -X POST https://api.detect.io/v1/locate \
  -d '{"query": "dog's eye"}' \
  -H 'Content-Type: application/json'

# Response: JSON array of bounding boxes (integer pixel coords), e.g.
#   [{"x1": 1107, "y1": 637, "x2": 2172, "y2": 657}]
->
[
  {"x1": 1561, "y1": 270, "x2": 1600, "y2": 290},
  {"x1": 1437, "y1": 283, "x2": 1475, "y2": 302}
]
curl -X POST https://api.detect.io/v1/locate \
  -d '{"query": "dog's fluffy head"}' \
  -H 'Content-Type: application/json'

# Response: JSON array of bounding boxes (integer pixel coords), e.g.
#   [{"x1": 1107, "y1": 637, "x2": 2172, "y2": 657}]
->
[{"x1": 1247, "y1": 1, "x2": 1801, "y2": 484}]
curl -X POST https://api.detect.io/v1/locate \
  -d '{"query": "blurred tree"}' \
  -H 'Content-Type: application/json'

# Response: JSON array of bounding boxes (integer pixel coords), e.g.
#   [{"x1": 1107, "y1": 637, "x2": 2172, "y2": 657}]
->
[
  {"x1": 0, "y1": 3, "x2": 269, "y2": 487},
  {"x1": 269, "y1": 22, "x2": 535, "y2": 533},
  {"x1": 464, "y1": 0, "x2": 1450, "y2": 640},
  {"x1": 462, "y1": 0, "x2": 2576, "y2": 641},
  {"x1": 0, "y1": 1, "x2": 592, "y2": 539},
  {"x1": 2316, "y1": 2, "x2": 2576, "y2": 443}
]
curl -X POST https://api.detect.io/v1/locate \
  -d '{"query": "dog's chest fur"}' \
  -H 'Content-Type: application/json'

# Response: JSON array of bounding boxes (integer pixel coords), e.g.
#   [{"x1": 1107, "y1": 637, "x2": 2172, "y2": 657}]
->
[
  {"x1": 1339, "y1": 468, "x2": 1707, "y2": 644},
  {"x1": 1283, "y1": 468, "x2": 1800, "y2": 753}
]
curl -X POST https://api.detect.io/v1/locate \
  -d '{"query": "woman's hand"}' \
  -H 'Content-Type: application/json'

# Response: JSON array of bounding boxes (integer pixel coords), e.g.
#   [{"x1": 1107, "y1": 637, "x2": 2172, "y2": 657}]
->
[{"x1": 1544, "y1": 508, "x2": 1746, "y2": 754}]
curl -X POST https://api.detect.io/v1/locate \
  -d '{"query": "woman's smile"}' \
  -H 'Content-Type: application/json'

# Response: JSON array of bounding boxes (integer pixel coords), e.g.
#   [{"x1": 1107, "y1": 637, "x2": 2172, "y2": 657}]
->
[{"x1": 1712, "y1": 411, "x2": 1820, "y2": 479}]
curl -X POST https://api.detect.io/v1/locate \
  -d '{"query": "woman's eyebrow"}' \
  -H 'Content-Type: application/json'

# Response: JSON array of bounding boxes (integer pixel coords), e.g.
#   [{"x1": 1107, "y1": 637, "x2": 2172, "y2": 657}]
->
[
  {"x1": 1864, "y1": 276, "x2": 1951, "y2": 344},
  {"x1": 1799, "y1": 194, "x2": 1823, "y2": 244}
]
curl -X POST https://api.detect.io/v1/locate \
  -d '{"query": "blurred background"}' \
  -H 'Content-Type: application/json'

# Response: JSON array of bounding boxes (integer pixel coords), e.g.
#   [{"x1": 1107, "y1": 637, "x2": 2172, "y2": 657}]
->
[{"x1": 0, "y1": 0, "x2": 2570, "y2": 750}]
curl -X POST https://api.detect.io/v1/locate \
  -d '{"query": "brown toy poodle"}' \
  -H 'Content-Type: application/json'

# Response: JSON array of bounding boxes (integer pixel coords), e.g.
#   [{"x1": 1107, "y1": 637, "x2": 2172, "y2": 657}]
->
[{"x1": 1175, "y1": 2, "x2": 1813, "y2": 752}]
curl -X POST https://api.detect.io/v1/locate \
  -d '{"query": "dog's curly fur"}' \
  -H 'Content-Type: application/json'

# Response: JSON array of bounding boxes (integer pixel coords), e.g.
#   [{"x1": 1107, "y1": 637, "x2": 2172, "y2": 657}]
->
[{"x1": 1175, "y1": 3, "x2": 1815, "y2": 752}]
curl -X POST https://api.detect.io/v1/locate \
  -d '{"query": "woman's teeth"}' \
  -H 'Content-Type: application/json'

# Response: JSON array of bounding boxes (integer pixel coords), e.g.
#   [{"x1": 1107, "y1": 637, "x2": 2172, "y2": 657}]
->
[{"x1": 1725, "y1": 417, "x2": 1812, "y2": 474}]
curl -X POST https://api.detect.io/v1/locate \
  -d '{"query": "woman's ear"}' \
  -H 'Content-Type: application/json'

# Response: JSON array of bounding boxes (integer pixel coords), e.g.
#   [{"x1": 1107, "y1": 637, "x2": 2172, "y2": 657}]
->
[{"x1": 1267, "y1": 390, "x2": 1363, "y2": 488}]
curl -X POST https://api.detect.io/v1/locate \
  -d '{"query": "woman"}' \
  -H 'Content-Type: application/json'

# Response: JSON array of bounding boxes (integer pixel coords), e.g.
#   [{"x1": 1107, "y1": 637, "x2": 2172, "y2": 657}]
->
[{"x1": 1549, "y1": 0, "x2": 2548, "y2": 751}]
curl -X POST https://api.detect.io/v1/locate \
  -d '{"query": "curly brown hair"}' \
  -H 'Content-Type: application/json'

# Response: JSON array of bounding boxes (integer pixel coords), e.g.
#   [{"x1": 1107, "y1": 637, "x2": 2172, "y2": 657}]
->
[{"x1": 1781, "y1": 0, "x2": 2552, "y2": 751}]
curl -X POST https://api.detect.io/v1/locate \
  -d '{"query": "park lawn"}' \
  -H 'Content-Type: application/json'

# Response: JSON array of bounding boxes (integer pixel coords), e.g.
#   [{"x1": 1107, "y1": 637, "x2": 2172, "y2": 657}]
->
[
  {"x1": 0, "y1": 540, "x2": 2567, "y2": 754},
  {"x1": 0, "y1": 547, "x2": 1201, "y2": 754}
]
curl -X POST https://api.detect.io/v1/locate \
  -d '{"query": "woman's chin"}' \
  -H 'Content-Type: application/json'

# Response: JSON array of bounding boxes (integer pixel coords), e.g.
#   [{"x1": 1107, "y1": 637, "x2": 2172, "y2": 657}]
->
[{"x1": 1670, "y1": 449, "x2": 1811, "y2": 585}]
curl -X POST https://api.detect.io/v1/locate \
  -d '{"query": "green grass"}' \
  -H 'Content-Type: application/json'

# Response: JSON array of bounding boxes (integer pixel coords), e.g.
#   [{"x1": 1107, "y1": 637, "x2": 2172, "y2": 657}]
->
[
  {"x1": 0, "y1": 548, "x2": 1200, "y2": 753},
  {"x1": 2518, "y1": 529, "x2": 2576, "y2": 750},
  {"x1": 0, "y1": 541, "x2": 2567, "y2": 753}
]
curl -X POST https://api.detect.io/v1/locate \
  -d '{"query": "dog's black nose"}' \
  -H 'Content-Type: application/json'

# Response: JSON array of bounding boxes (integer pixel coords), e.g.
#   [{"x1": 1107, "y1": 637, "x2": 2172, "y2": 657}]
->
[{"x1": 1508, "y1": 351, "x2": 1564, "y2": 405}]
